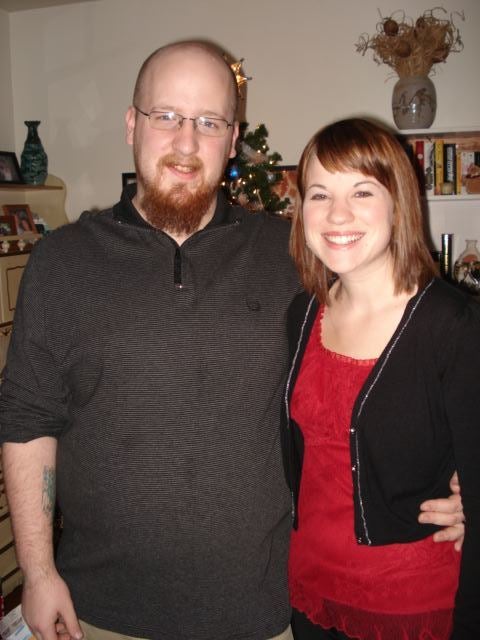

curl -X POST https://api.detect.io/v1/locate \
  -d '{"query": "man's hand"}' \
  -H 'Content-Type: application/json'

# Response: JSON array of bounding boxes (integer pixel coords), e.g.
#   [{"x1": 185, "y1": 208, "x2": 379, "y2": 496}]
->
[
  {"x1": 22, "y1": 570, "x2": 83, "y2": 640},
  {"x1": 418, "y1": 472, "x2": 464, "y2": 551}
]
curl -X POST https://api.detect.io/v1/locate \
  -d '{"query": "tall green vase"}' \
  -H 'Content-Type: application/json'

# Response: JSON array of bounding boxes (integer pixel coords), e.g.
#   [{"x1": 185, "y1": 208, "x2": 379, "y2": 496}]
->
[{"x1": 20, "y1": 120, "x2": 48, "y2": 185}]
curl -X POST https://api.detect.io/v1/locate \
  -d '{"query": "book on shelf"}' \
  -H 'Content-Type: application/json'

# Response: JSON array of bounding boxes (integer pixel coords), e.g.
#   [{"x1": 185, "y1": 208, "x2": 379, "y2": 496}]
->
[
  {"x1": 443, "y1": 143, "x2": 456, "y2": 194},
  {"x1": 456, "y1": 148, "x2": 462, "y2": 195},
  {"x1": 415, "y1": 140, "x2": 425, "y2": 170},
  {"x1": 424, "y1": 140, "x2": 434, "y2": 195},
  {"x1": 460, "y1": 151, "x2": 475, "y2": 195},
  {"x1": 406, "y1": 136, "x2": 480, "y2": 197},
  {"x1": 434, "y1": 140, "x2": 444, "y2": 195}
]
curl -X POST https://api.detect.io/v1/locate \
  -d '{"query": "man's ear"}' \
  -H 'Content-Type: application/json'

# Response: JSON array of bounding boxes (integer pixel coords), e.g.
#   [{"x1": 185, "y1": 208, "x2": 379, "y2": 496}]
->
[
  {"x1": 229, "y1": 121, "x2": 240, "y2": 159},
  {"x1": 125, "y1": 106, "x2": 136, "y2": 146}
]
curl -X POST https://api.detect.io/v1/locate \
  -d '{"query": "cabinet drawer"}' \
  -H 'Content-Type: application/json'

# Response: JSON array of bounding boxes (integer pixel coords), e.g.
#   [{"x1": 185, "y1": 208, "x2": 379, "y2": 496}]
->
[
  {"x1": 0, "y1": 253, "x2": 29, "y2": 324},
  {"x1": 2, "y1": 567, "x2": 22, "y2": 596},
  {"x1": 0, "y1": 516, "x2": 14, "y2": 548},
  {"x1": 0, "y1": 322, "x2": 13, "y2": 376},
  {"x1": 0, "y1": 544, "x2": 18, "y2": 578}
]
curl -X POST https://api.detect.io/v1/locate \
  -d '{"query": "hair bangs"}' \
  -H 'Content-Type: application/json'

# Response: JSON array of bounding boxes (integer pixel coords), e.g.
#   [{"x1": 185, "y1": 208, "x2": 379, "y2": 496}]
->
[{"x1": 314, "y1": 122, "x2": 394, "y2": 193}]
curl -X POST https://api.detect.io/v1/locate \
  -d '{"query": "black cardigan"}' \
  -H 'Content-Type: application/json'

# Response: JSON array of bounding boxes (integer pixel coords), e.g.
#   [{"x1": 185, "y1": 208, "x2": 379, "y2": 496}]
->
[{"x1": 281, "y1": 278, "x2": 480, "y2": 639}]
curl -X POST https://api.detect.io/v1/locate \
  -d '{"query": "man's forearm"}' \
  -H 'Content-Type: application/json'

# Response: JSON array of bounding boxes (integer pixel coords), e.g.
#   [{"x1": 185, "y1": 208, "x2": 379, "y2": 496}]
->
[{"x1": 2, "y1": 437, "x2": 58, "y2": 581}]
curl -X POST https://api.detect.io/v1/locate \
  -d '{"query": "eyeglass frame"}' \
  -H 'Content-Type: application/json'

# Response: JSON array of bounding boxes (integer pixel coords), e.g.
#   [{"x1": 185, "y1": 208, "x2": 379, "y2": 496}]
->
[{"x1": 133, "y1": 106, "x2": 234, "y2": 137}]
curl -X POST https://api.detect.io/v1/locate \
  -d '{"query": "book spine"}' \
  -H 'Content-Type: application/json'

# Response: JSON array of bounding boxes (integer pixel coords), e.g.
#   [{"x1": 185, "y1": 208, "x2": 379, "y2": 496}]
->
[
  {"x1": 460, "y1": 151, "x2": 475, "y2": 194},
  {"x1": 415, "y1": 139, "x2": 425, "y2": 171},
  {"x1": 443, "y1": 143, "x2": 456, "y2": 194},
  {"x1": 456, "y1": 148, "x2": 462, "y2": 195},
  {"x1": 424, "y1": 140, "x2": 434, "y2": 195},
  {"x1": 434, "y1": 139, "x2": 444, "y2": 195}
]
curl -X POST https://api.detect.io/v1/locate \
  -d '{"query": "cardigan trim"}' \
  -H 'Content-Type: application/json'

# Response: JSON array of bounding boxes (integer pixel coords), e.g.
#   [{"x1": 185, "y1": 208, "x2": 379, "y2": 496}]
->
[{"x1": 354, "y1": 279, "x2": 434, "y2": 544}]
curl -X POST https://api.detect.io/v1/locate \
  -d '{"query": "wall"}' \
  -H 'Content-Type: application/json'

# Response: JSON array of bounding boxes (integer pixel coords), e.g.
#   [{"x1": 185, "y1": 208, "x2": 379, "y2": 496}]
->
[
  {"x1": 7, "y1": 0, "x2": 480, "y2": 258},
  {"x1": 0, "y1": 9, "x2": 14, "y2": 149}
]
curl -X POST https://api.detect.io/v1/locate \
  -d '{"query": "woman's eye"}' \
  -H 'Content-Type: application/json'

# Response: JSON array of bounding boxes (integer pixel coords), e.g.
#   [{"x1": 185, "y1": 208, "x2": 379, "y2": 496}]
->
[
  {"x1": 355, "y1": 190, "x2": 372, "y2": 198},
  {"x1": 310, "y1": 193, "x2": 328, "y2": 201}
]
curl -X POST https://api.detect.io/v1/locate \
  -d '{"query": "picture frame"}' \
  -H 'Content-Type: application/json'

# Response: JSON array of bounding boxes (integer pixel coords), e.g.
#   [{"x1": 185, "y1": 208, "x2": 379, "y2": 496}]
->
[
  {"x1": 270, "y1": 165, "x2": 298, "y2": 218},
  {"x1": 0, "y1": 215, "x2": 18, "y2": 236},
  {"x1": 2, "y1": 204, "x2": 36, "y2": 234},
  {"x1": 0, "y1": 152, "x2": 24, "y2": 185},
  {"x1": 122, "y1": 172, "x2": 137, "y2": 188}
]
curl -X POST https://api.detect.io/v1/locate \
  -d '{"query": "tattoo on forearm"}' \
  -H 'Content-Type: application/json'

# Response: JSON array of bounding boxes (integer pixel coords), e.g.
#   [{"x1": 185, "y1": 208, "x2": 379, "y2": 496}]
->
[{"x1": 41, "y1": 466, "x2": 55, "y2": 518}]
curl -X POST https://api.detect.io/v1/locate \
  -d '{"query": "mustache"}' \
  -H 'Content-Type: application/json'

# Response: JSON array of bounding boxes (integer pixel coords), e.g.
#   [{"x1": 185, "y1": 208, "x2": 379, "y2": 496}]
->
[{"x1": 158, "y1": 154, "x2": 203, "y2": 172}]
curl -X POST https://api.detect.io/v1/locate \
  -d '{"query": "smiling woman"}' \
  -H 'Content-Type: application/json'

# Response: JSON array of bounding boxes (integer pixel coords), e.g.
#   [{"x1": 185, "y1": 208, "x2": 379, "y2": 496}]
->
[
  {"x1": 283, "y1": 118, "x2": 480, "y2": 640},
  {"x1": 302, "y1": 167, "x2": 394, "y2": 283},
  {"x1": 290, "y1": 118, "x2": 434, "y2": 305}
]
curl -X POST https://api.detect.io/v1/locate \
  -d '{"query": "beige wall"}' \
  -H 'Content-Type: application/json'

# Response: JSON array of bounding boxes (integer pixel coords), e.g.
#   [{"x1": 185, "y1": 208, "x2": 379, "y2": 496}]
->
[
  {"x1": 5, "y1": 0, "x2": 480, "y2": 256},
  {"x1": 0, "y1": 9, "x2": 14, "y2": 149}
]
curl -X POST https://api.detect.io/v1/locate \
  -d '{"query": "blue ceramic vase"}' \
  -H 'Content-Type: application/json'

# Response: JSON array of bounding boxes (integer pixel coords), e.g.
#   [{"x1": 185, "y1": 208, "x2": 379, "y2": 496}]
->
[{"x1": 20, "y1": 120, "x2": 48, "y2": 184}]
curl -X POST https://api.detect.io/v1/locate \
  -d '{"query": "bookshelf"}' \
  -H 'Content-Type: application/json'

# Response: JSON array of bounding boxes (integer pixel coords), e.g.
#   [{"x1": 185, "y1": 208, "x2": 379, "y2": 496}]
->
[
  {"x1": 399, "y1": 128, "x2": 480, "y2": 261},
  {"x1": 401, "y1": 129, "x2": 480, "y2": 193}
]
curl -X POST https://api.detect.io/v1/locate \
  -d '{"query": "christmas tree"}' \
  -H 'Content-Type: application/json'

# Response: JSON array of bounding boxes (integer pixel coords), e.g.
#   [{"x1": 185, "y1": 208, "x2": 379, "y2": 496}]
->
[{"x1": 225, "y1": 123, "x2": 291, "y2": 214}]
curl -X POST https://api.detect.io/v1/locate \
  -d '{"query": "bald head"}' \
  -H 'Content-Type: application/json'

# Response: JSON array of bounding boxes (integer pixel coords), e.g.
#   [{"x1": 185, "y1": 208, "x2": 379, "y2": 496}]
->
[{"x1": 133, "y1": 41, "x2": 239, "y2": 121}]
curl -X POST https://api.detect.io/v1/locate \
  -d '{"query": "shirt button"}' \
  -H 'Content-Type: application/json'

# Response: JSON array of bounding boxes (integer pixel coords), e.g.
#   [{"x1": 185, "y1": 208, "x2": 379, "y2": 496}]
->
[
  {"x1": 350, "y1": 428, "x2": 355, "y2": 433},
  {"x1": 352, "y1": 465, "x2": 356, "y2": 472},
  {"x1": 357, "y1": 537, "x2": 362, "y2": 543}
]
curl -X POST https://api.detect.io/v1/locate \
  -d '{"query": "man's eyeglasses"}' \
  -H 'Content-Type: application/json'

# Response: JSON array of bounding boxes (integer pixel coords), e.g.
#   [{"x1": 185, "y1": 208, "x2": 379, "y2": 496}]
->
[{"x1": 134, "y1": 106, "x2": 234, "y2": 138}]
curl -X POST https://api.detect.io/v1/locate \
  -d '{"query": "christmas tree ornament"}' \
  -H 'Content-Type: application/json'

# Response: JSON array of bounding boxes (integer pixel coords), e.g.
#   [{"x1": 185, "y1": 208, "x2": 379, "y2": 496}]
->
[
  {"x1": 224, "y1": 122, "x2": 291, "y2": 214},
  {"x1": 229, "y1": 58, "x2": 252, "y2": 97}
]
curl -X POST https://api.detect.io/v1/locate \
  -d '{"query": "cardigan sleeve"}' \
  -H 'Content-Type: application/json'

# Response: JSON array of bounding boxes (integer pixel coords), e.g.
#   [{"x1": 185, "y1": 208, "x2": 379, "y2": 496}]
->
[
  {"x1": 441, "y1": 297, "x2": 480, "y2": 638},
  {"x1": 0, "y1": 242, "x2": 69, "y2": 443}
]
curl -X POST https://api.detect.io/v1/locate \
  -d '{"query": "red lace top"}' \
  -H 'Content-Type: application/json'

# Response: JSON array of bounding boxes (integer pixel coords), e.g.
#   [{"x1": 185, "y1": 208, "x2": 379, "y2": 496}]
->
[{"x1": 288, "y1": 307, "x2": 461, "y2": 640}]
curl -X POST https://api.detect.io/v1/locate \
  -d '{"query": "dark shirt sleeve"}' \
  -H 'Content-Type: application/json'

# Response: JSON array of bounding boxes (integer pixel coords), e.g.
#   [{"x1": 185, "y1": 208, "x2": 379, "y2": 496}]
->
[
  {"x1": 0, "y1": 245, "x2": 68, "y2": 443},
  {"x1": 442, "y1": 298, "x2": 480, "y2": 638}
]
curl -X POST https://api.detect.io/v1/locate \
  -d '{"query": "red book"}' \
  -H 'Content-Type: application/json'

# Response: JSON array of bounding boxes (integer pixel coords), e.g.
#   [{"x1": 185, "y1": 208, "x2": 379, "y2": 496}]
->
[{"x1": 415, "y1": 139, "x2": 425, "y2": 170}]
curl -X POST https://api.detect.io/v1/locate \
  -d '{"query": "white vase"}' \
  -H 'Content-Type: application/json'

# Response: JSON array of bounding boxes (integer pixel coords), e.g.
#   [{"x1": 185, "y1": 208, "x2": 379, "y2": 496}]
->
[
  {"x1": 392, "y1": 75, "x2": 437, "y2": 130},
  {"x1": 454, "y1": 239, "x2": 480, "y2": 292}
]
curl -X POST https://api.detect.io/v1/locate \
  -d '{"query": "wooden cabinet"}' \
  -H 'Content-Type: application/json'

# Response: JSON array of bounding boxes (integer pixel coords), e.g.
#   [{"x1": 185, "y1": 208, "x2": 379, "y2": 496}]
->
[
  {"x1": 0, "y1": 173, "x2": 68, "y2": 354},
  {"x1": 0, "y1": 174, "x2": 68, "y2": 231},
  {"x1": 0, "y1": 252, "x2": 30, "y2": 325},
  {"x1": 0, "y1": 175, "x2": 68, "y2": 596}
]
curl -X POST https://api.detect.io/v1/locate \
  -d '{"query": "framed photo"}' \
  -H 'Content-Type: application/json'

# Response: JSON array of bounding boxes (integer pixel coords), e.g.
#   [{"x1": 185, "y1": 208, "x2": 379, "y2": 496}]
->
[
  {"x1": 0, "y1": 152, "x2": 24, "y2": 185},
  {"x1": 122, "y1": 172, "x2": 137, "y2": 188},
  {"x1": 0, "y1": 215, "x2": 18, "y2": 236},
  {"x1": 271, "y1": 165, "x2": 298, "y2": 218},
  {"x1": 2, "y1": 204, "x2": 36, "y2": 234}
]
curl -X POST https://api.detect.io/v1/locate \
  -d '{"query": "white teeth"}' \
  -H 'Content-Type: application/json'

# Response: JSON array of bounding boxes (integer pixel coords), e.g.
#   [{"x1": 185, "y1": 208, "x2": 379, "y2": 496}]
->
[
  {"x1": 173, "y1": 165, "x2": 194, "y2": 173},
  {"x1": 324, "y1": 234, "x2": 363, "y2": 245}
]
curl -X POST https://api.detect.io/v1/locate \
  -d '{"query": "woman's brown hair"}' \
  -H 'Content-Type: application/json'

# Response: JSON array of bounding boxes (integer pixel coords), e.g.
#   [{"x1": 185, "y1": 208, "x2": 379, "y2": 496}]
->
[{"x1": 289, "y1": 118, "x2": 436, "y2": 304}]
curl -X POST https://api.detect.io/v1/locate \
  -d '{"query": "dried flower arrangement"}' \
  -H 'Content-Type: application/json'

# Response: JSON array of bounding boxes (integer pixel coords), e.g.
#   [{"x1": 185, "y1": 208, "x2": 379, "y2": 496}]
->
[{"x1": 355, "y1": 7, "x2": 464, "y2": 78}]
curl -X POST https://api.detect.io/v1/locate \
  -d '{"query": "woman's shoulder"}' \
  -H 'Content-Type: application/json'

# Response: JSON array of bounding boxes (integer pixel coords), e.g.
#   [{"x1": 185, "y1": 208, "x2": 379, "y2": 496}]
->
[
  {"x1": 421, "y1": 278, "x2": 479, "y2": 318},
  {"x1": 414, "y1": 278, "x2": 480, "y2": 348}
]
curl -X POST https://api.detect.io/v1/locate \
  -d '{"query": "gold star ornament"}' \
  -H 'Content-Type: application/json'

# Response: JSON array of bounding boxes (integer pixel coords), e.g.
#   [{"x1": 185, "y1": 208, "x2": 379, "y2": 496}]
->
[{"x1": 229, "y1": 58, "x2": 252, "y2": 97}]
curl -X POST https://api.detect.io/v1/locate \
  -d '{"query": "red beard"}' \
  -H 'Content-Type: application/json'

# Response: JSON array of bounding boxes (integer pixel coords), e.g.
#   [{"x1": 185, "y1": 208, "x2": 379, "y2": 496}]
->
[{"x1": 138, "y1": 154, "x2": 218, "y2": 236}]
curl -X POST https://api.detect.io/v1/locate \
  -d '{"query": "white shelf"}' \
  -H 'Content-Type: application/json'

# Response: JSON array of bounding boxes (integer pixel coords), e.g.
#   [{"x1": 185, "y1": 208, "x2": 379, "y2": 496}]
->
[
  {"x1": 426, "y1": 194, "x2": 480, "y2": 202},
  {"x1": 398, "y1": 126, "x2": 480, "y2": 136}
]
